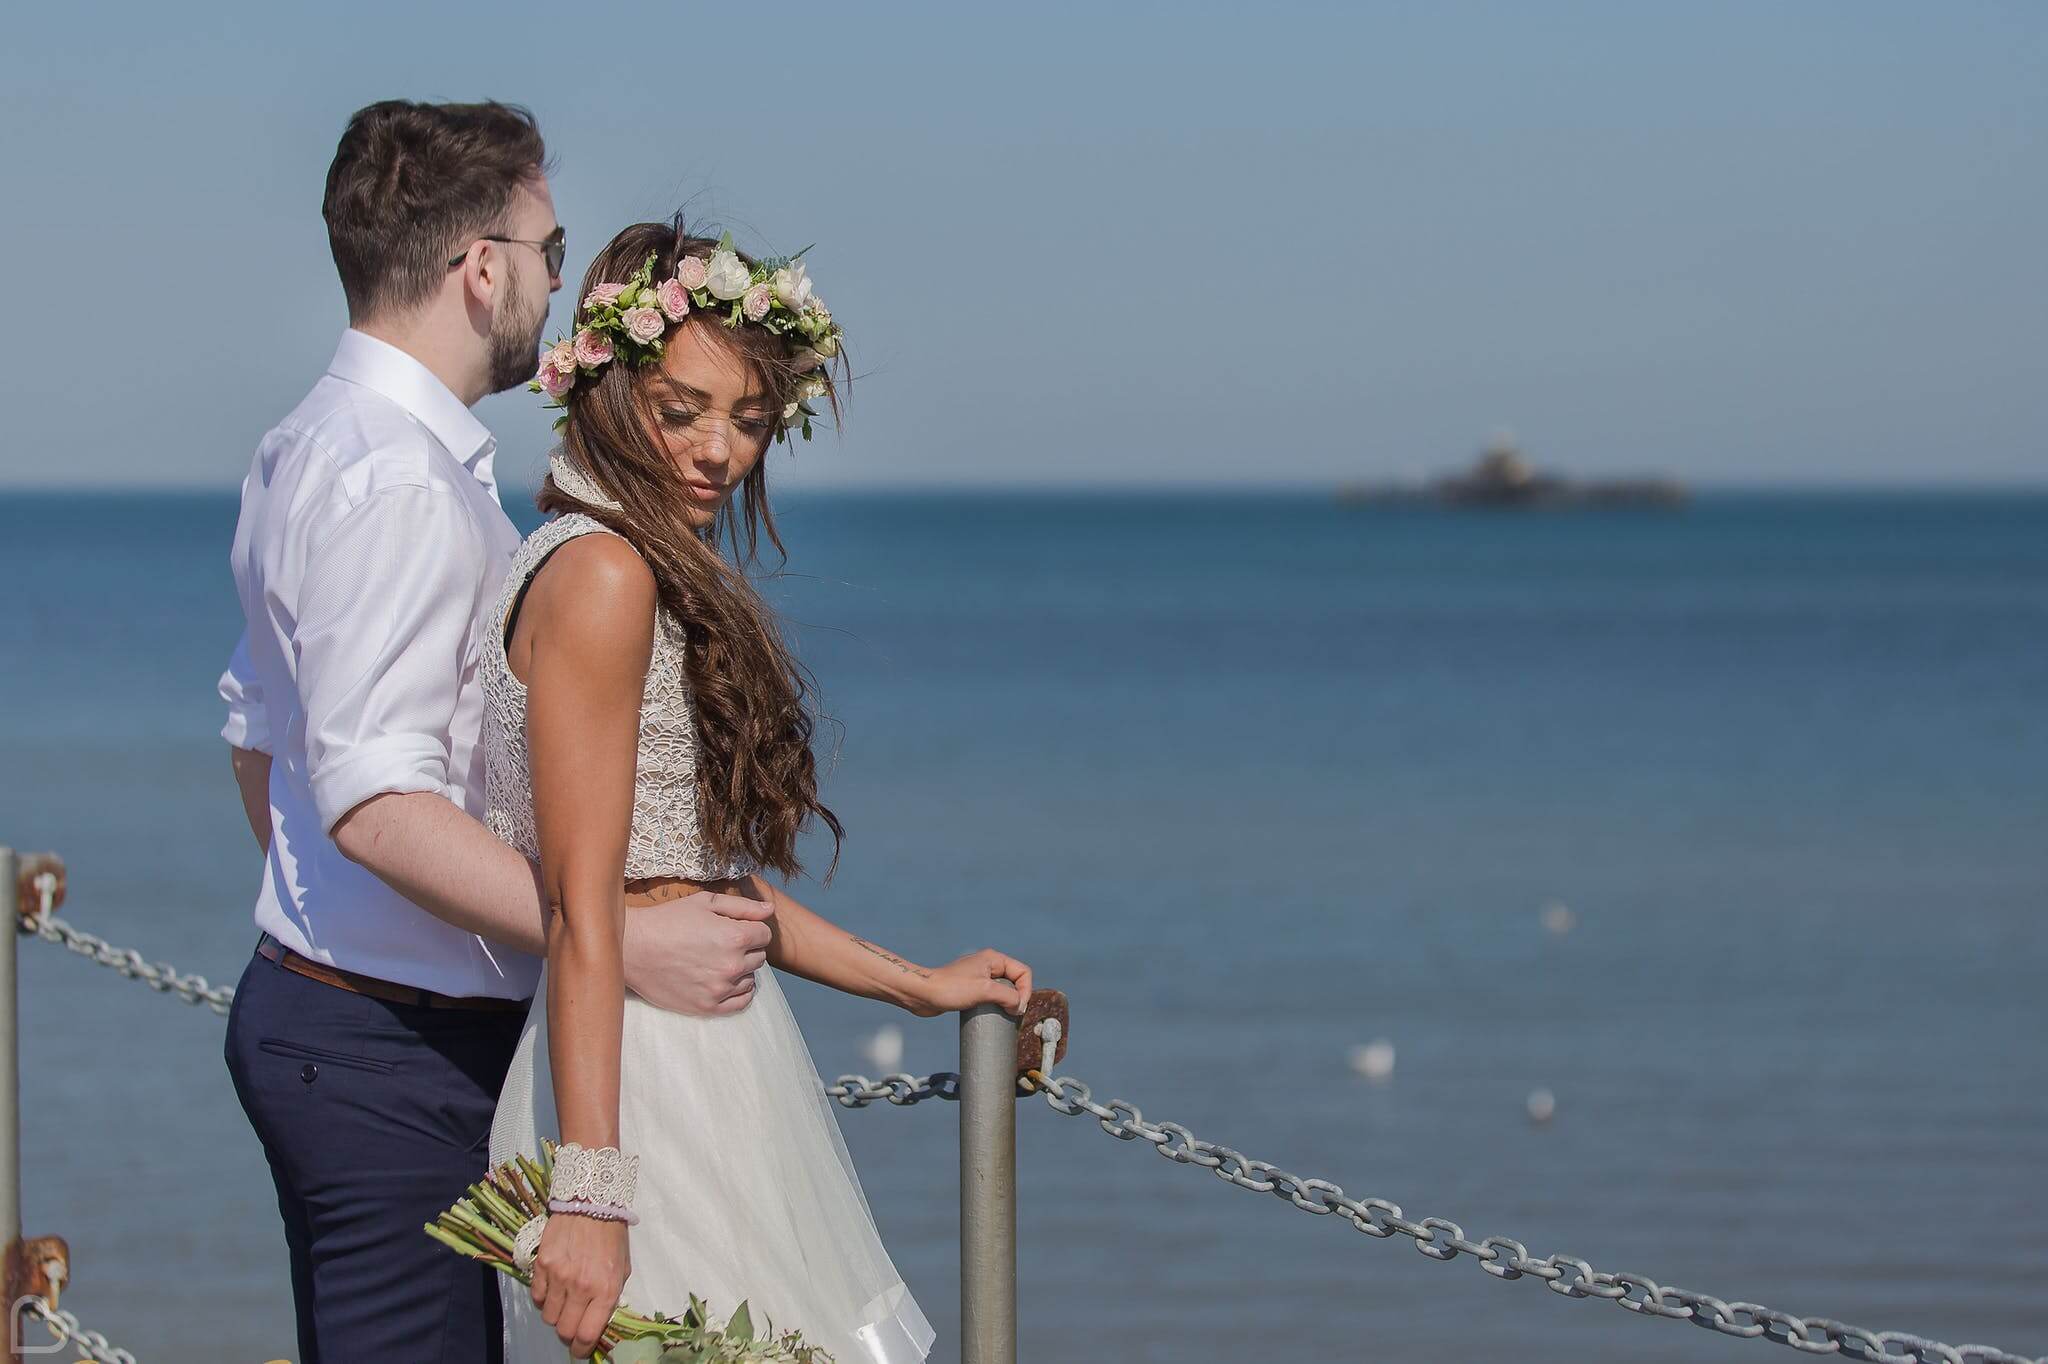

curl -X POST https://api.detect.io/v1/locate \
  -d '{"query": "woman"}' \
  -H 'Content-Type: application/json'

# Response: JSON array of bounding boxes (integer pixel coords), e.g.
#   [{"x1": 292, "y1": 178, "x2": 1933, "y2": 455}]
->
[{"x1": 484, "y1": 216, "x2": 1034, "y2": 1362}]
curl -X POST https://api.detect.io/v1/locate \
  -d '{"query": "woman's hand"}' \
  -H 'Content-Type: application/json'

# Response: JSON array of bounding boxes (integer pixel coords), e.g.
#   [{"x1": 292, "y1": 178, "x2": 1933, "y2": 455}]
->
[
  {"x1": 529, "y1": 1212, "x2": 631, "y2": 1359},
  {"x1": 906, "y1": 948, "x2": 1033, "y2": 1019}
]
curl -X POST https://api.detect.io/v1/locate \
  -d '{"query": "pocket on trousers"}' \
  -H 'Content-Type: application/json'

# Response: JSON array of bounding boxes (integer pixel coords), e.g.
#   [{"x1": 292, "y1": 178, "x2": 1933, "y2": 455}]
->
[{"x1": 257, "y1": 1037, "x2": 397, "y2": 1074}]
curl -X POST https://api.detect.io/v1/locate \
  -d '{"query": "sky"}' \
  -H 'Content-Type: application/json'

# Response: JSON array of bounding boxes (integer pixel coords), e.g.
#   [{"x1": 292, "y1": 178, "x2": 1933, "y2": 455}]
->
[{"x1": 4, "y1": 1, "x2": 2044, "y2": 491}]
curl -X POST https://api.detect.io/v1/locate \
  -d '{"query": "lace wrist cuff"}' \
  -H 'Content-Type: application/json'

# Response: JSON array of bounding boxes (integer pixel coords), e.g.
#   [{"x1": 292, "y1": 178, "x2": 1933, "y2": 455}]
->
[{"x1": 553, "y1": 1142, "x2": 639, "y2": 1209}]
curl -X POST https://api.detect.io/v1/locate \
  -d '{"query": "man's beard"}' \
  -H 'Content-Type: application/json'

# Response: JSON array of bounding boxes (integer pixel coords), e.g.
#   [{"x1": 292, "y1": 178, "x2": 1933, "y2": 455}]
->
[{"x1": 485, "y1": 263, "x2": 548, "y2": 396}]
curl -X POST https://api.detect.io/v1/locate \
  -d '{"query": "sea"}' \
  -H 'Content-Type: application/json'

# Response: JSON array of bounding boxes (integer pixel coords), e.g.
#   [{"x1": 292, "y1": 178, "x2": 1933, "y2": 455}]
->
[{"x1": 3, "y1": 488, "x2": 2044, "y2": 1363}]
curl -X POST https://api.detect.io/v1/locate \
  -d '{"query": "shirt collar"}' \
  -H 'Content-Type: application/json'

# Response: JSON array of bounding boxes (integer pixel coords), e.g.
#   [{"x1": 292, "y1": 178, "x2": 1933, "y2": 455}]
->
[{"x1": 327, "y1": 330, "x2": 497, "y2": 483}]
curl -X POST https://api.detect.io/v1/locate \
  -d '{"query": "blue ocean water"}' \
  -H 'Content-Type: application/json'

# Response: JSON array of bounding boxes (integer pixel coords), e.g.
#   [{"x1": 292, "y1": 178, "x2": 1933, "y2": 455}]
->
[{"x1": 3, "y1": 489, "x2": 2044, "y2": 1362}]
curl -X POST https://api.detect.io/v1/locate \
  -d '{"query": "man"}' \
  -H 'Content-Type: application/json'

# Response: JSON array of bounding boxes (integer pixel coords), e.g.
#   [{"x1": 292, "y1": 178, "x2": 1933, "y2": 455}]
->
[{"x1": 218, "y1": 100, "x2": 773, "y2": 1363}]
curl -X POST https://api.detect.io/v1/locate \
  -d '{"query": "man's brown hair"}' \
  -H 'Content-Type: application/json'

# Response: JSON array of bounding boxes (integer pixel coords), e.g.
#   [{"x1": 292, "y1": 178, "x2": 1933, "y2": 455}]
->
[{"x1": 322, "y1": 99, "x2": 548, "y2": 321}]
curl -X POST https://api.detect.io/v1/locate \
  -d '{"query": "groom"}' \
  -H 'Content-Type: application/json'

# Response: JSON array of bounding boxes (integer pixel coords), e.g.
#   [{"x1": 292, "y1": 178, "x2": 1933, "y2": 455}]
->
[{"x1": 217, "y1": 100, "x2": 774, "y2": 1363}]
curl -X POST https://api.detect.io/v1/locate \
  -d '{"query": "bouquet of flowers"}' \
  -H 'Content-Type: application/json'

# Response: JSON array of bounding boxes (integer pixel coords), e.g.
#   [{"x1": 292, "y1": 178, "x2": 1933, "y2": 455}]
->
[{"x1": 424, "y1": 1139, "x2": 830, "y2": 1364}]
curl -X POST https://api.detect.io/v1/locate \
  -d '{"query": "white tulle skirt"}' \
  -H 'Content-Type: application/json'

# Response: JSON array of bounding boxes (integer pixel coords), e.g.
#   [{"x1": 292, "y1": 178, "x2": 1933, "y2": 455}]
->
[{"x1": 489, "y1": 964, "x2": 934, "y2": 1364}]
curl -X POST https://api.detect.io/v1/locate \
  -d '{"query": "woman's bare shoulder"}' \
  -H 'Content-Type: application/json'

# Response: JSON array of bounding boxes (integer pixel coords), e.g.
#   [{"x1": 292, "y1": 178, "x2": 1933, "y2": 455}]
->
[{"x1": 522, "y1": 529, "x2": 658, "y2": 667}]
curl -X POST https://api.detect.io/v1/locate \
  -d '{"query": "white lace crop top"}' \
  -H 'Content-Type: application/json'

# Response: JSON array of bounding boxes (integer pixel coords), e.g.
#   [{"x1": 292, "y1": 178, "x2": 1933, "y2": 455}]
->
[{"x1": 481, "y1": 512, "x2": 755, "y2": 883}]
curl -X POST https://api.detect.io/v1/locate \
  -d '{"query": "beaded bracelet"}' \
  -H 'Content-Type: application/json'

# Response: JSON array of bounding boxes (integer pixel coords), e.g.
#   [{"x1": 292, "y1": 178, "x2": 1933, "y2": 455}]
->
[{"x1": 547, "y1": 1196, "x2": 641, "y2": 1225}]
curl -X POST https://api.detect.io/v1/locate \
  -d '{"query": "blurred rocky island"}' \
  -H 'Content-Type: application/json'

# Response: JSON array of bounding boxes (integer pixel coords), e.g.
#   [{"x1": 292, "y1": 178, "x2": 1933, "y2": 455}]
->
[{"x1": 1337, "y1": 432, "x2": 1688, "y2": 509}]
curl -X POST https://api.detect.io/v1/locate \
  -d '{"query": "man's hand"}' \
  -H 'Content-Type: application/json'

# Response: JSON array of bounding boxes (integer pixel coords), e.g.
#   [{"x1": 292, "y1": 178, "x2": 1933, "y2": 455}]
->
[{"x1": 621, "y1": 892, "x2": 775, "y2": 1015}]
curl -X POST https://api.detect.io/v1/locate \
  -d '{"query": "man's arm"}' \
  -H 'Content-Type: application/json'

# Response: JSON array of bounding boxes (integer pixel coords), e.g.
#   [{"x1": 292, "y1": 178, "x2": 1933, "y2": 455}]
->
[
  {"x1": 230, "y1": 746, "x2": 272, "y2": 855},
  {"x1": 334, "y1": 793, "x2": 772, "y2": 1012},
  {"x1": 219, "y1": 630, "x2": 273, "y2": 854},
  {"x1": 333, "y1": 790, "x2": 550, "y2": 951}
]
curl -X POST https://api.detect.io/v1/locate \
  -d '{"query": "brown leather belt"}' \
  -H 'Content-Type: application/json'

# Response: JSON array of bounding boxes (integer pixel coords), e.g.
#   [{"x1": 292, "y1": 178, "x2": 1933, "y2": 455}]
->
[{"x1": 256, "y1": 933, "x2": 530, "y2": 1012}]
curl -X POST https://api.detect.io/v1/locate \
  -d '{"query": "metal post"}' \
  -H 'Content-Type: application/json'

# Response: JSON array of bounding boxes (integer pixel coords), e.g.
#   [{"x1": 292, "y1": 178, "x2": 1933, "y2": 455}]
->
[
  {"x1": 1, "y1": 848, "x2": 20, "y2": 1363},
  {"x1": 959, "y1": 1002, "x2": 1017, "y2": 1364}
]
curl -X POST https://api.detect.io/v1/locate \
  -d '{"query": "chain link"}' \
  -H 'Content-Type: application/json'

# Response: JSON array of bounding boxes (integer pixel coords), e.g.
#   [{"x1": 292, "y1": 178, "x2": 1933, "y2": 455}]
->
[
  {"x1": 18, "y1": 875, "x2": 236, "y2": 1015},
  {"x1": 18, "y1": 1298, "x2": 139, "y2": 1364},
  {"x1": 824, "y1": 1071, "x2": 960, "y2": 1107}
]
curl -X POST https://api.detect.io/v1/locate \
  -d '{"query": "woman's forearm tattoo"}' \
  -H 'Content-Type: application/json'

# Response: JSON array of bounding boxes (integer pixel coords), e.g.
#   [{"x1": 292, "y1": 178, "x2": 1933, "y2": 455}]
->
[{"x1": 851, "y1": 937, "x2": 930, "y2": 979}]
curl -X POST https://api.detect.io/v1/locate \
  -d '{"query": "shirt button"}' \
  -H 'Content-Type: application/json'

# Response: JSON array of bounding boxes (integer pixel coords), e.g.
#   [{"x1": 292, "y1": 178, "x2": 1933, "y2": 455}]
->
[{"x1": 300, "y1": 1063, "x2": 319, "y2": 1084}]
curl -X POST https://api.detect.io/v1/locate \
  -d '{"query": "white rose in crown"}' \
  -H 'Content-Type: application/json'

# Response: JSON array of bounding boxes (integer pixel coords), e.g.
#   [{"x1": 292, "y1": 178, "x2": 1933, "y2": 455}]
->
[
  {"x1": 705, "y1": 249, "x2": 751, "y2": 300},
  {"x1": 770, "y1": 263, "x2": 813, "y2": 313}
]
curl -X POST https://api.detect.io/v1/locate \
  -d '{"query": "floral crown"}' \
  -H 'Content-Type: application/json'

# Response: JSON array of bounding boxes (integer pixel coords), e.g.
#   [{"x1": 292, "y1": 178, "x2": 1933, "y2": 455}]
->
[{"x1": 530, "y1": 234, "x2": 842, "y2": 441}]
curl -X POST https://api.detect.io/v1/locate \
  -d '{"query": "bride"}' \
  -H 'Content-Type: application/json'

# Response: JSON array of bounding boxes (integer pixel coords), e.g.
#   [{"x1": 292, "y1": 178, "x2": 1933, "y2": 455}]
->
[{"x1": 484, "y1": 215, "x2": 1034, "y2": 1362}]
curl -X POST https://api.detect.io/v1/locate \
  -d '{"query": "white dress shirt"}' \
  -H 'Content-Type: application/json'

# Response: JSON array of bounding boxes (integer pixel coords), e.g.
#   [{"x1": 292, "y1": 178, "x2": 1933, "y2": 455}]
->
[{"x1": 219, "y1": 329, "x2": 540, "y2": 1000}]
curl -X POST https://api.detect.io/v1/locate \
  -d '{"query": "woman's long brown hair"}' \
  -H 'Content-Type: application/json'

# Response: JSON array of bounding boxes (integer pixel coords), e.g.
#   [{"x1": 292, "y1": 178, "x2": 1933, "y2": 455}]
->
[{"x1": 538, "y1": 216, "x2": 846, "y2": 879}]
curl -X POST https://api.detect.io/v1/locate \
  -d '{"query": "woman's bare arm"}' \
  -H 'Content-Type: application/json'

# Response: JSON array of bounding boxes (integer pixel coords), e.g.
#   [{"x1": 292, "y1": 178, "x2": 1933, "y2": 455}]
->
[
  {"x1": 753, "y1": 877, "x2": 1033, "y2": 1018},
  {"x1": 523, "y1": 535, "x2": 657, "y2": 1152},
  {"x1": 518, "y1": 534, "x2": 644, "y2": 1364}
]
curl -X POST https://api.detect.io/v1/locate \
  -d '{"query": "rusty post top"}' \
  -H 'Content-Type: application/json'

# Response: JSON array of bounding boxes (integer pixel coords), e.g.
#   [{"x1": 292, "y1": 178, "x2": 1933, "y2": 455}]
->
[
  {"x1": 12, "y1": 852, "x2": 64, "y2": 929},
  {"x1": 1014, "y1": 988, "x2": 1068, "y2": 1078}
]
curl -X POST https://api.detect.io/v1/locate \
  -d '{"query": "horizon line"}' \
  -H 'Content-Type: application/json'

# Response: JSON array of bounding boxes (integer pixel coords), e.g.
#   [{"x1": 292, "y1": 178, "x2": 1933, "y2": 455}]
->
[{"x1": 5, "y1": 477, "x2": 2048, "y2": 498}]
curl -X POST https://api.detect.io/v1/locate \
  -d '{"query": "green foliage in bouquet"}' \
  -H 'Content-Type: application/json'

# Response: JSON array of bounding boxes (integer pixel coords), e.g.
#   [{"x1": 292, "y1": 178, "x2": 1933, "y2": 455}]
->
[{"x1": 424, "y1": 1138, "x2": 832, "y2": 1364}]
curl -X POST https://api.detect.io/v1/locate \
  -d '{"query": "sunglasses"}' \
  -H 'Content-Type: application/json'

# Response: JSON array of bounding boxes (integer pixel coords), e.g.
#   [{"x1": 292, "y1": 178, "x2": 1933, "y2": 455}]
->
[{"x1": 447, "y1": 224, "x2": 567, "y2": 279}]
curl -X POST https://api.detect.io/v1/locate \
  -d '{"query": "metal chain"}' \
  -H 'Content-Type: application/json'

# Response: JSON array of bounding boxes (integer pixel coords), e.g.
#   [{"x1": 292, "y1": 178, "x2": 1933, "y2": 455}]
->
[
  {"x1": 825, "y1": 1071, "x2": 960, "y2": 1107},
  {"x1": 17, "y1": 875, "x2": 236, "y2": 1015},
  {"x1": 18, "y1": 1298, "x2": 139, "y2": 1364},
  {"x1": 1018, "y1": 1070, "x2": 2047, "y2": 1364}
]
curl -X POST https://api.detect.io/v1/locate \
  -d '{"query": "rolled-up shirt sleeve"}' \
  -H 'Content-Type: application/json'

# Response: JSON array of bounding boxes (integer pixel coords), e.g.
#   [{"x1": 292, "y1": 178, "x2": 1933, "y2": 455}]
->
[
  {"x1": 217, "y1": 629, "x2": 272, "y2": 754},
  {"x1": 295, "y1": 483, "x2": 486, "y2": 834}
]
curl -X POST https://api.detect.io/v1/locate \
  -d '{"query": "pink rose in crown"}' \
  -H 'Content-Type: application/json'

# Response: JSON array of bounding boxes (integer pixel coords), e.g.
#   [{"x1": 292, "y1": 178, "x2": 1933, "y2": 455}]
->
[
  {"x1": 548, "y1": 341, "x2": 577, "y2": 375},
  {"x1": 674, "y1": 256, "x2": 710, "y2": 291},
  {"x1": 742, "y1": 283, "x2": 773, "y2": 322},
  {"x1": 655, "y1": 278, "x2": 691, "y2": 322},
  {"x1": 537, "y1": 358, "x2": 574, "y2": 399},
  {"x1": 584, "y1": 282, "x2": 627, "y2": 311},
  {"x1": 623, "y1": 306, "x2": 666, "y2": 345},
  {"x1": 574, "y1": 328, "x2": 614, "y2": 368}
]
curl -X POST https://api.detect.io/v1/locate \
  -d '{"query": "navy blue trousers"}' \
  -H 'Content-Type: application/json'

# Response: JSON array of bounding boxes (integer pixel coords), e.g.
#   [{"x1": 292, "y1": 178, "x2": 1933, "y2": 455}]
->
[{"x1": 224, "y1": 943, "x2": 529, "y2": 1364}]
